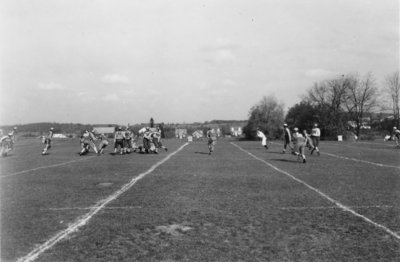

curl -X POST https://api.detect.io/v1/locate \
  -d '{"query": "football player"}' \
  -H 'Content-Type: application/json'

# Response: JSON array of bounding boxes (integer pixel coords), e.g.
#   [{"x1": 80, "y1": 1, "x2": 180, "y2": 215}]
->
[
  {"x1": 41, "y1": 127, "x2": 54, "y2": 155},
  {"x1": 256, "y1": 127, "x2": 268, "y2": 150}
]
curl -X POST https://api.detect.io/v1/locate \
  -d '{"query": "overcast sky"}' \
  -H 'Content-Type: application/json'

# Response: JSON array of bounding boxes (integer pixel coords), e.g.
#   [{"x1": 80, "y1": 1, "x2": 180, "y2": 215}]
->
[{"x1": 0, "y1": 0, "x2": 398, "y2": 125}]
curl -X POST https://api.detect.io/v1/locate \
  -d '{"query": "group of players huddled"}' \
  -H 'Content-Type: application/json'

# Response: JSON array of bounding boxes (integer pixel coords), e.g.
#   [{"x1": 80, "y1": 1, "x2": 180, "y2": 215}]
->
[{"x1": 78, "y1": 126, "x2": 168, "y2": 156}]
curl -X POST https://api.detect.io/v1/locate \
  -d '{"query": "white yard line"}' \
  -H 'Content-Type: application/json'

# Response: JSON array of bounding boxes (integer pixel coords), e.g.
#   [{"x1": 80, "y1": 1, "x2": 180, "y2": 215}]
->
[
  {"x1": 323, "y1": 152, "x2": 400, "y2": 169},
  {"x1": 43, "y1": 206, "x2": 144, "y2": 211},
  {"x1": 269, "y1": 141, "x2": 400, "y2": 169},
  {"x1": 16, "y1": 143, "x2": 189, "y2": 262},
  {"x1": 231, "y1": 142, "x2": 400, "y2": 241},
  {"x1": 1, "y1": 156, "x2": 96, "y2": 178},
  {"x1": 279, "y1": 205, "x2": 395, "y2": 210}
]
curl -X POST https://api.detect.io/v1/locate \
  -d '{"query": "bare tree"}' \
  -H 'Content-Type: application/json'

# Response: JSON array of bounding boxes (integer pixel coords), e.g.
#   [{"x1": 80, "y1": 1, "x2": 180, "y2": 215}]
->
[
  {"x1": 344, "y1": 73, "x2": 378, "y2": 137},
  {"x1": 304, "y1": 76, "x2": 348, "y2": 137},
  {"x1": 384, "y1": 71, "x2": 400, "y2": 127}
]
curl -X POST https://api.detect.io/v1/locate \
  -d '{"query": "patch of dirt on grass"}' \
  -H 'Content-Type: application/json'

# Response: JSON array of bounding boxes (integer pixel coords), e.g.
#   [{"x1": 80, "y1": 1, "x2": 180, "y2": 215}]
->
[{"x1": 155, "y1": 224, "x2": 193, "y2": 236}]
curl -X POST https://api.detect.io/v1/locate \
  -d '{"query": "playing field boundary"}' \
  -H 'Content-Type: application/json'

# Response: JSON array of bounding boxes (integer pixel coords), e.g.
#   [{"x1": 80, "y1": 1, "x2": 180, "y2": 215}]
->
[
  {"x1": 269, "y1": 141, "x2": 400, "y2": 169},
  {"x1": 231, "y1": 142, "x2": 400, "y2": 241},
  {"x1": 322, "y1": 152, "x2": 400, "y2": 169},
  {"x1": 16, "y1": 142, "x2": 189, "y2": 262},
  {"x1": 0, "y1": 156, "x2": 97, "y2": 178}
]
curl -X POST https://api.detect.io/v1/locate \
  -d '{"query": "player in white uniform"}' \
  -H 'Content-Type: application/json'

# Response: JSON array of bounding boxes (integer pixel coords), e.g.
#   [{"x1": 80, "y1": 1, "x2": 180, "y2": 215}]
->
[
  {"x1": 310, "y1": 123, "x2": 321, "y2": 156},
  {"x1": 392, "y1": 127, "x2": 400, "y2": 147},
  {"x1": 256, "y1": 127, "x2": 268, "y2": 150},
  {"x1": 10, "y1": 127, "x2": 17, "y2": 149},
  {"x1": 0, "y1": 133, "x2": 13, "y2": 157},
  {"x1": 292, "y1": 127, "x2": 307, "y2": 163},
  {"x1": 88, "y1": 130, "x2": 98, "y2": 154},
  {"x1": 41, "y1": 127, "x2": 54, "y2": 155},
  {"x1": 303, "y1": 130, "x2": 314, "y2": 151}
]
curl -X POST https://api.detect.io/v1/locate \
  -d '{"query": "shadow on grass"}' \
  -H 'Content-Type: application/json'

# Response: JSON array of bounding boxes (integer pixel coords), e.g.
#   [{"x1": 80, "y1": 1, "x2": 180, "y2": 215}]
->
[
  {"x1": 1, "y1": 153, "x2": 14, "y2": 158},
  {"x1": 269, "y1": 158, "x2": 299, "y2": 163},
  {"x1": 194, "y1": 151, "x2": 210, "y2": 155}
]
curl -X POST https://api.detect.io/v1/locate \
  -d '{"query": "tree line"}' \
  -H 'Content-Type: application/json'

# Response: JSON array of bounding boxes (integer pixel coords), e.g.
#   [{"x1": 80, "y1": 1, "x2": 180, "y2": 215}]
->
[{"x1": 244, "y1": 71, "x2": 400, "y2": 140}]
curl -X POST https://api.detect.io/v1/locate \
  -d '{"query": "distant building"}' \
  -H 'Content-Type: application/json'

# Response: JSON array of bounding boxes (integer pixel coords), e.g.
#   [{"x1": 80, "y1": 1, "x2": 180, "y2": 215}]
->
[
  {"x1": 175, "y1": 128, "x2": 187, "y2": 139},
  {"x1": 93, "y1": 127, "x2": 116, "y2": 134},
  {"x1": 192, "y1": 130, "x2": 204, "y2": 139},
  {"x1": 53, "y1": 133, "x2": 68, "y2": 138},
  {"x1": 230, "y1": 127, "x2": 243, "y2": 136},
  {"x1": 347, "y1": 117, "x2": 371, "y2": 129}
]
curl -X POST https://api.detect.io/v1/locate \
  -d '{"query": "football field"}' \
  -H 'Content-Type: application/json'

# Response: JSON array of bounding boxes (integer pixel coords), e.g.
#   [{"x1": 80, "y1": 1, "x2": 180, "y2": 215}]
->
[{"x1": 1, "y1": 138, "x2": 399, "y2": 261}]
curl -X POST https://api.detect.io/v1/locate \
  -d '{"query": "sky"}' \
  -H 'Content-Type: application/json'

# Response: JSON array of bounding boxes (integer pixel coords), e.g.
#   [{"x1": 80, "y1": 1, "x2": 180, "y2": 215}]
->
[{"x1": 0, "y1": 0, "x2": 398, "y2": 125}]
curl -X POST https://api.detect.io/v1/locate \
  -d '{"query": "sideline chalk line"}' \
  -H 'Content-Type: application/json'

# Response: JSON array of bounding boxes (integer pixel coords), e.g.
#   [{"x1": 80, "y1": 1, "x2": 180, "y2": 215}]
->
[
  {"x1": 231, "y1": 142, "x2": 400, "y2": 241},
  {"x1": 278, "y1": 205, "x2": 395, "y2": 210},
  {"x1": 16, "y1": 142, "x2": 189, "y2": 262},
  {"x1": 269, "y1": 141, "x2": 400, "y2": 169},
  {"x1": 1, "y1": 156, "x2": 96, "y2": 178},
  {"x1": 322, "y1": 151, "x2": 400, "y2": 169}
]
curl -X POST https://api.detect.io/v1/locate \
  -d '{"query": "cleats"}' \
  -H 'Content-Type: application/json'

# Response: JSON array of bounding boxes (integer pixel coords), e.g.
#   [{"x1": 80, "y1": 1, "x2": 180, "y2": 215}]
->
[{"x1": 303, "y1": 159, "x2": 306, "y2": 163}]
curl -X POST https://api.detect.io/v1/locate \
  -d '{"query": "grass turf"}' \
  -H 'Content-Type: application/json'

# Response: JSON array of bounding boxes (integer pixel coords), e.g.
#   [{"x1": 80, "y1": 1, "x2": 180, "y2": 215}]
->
[{"x1": 1, "y1": 138, "x2": 399, "y2": 261}]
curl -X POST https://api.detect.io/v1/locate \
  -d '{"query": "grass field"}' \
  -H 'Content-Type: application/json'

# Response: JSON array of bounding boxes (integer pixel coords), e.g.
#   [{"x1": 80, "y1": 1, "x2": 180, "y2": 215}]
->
[{"x1": 1, "y1": 137, "x2": 399, "y2": 261}]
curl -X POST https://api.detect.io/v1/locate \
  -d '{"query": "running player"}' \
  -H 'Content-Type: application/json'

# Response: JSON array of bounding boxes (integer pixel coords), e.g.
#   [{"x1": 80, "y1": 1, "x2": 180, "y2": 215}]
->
[
  {"x1": 282, "y1": 123, "x2": 294, "y2": 154},
  {"x1": 303, "y1": 130, "x2": 314, "y2": 151},
  {"x1": 79, "y1": 133, "x2": 91, "y2": 156},
  {"x1": 88, "y1": 130, "x2": 99, "y2": 154},
  {"x1": 143, "y1": 128, "x2": 152, "y2": 153},
  {"x1": 292, "y1": 127, "x2": 307, "y2": 163},
  {"x1": 206, "y1": 127, "x2": 217, "y2": 155},
  {"x1": 97, "y1": 133, "x2": 109, "y2": 155},
  {"x1": 392, "y1": 127, "x2": 400, "y2": 147},
  {"x1": 152, "y1": 127, "x2": 168, "y2": 152},
  {"x1": 256, "y1": 127, "x2": 268, "y2": 150},
  {"x1": 41, "y1": 127, "x2": 54, "y2": 155},
  {"x1": 310, "y1": 123, "x2": 321, "y2": 156},
  {"x1": 114, "y1": 127, "x2": 125, "y2": 155},
  {"x1": 10, "y1": 127, "x2": 17, "y2": 149},
  {"x1": 123, "y1": 127, "x2": 134, "y2": 154},
  {"x1": 0, "y1": 133, "x2": 13, "y2": 157}
]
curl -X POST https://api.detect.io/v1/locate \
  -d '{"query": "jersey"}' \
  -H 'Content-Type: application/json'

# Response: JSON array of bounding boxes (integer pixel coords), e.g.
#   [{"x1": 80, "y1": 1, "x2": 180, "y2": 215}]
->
[
  {"x1": 393, "y1": 129, "x2": 400, "y2": 138},
  {"x1": 0, "y1": 136, "x2": 12, "y2": 145},
  {"x1": 207, "y1": 129, "x2": 217, "y2": 141},
  {"x1": 284, "y1": 127, "x2": 292, "y2": 142},
  {"x1": 311, "y1": 127, "x2": 321, "y2": 137},
  {"x1": 292, "y1": 132, "x2": 306, "y2": 145},
  {"x1": 114, "y1": 130, "x2": 125, "y2": 140}
]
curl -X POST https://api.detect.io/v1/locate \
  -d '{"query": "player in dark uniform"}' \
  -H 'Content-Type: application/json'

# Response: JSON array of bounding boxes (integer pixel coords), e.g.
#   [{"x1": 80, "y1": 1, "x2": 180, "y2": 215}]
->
[
  {"x1": 114, "y1": 127, "x2": 125, "y2": 155},
  {"x1": 79, "y1": 132, "x2": 91, "y2": 156},
  {"x1": 97, "y1": 133, "x2": 109, "y2": 155},
  {"x1": 282, "y1": 123, "x2": 294, "y2": 154},
  {"x1": 152, "y1": 127, "x2": 168, "y2": 152},
  {"x1": 206, "y1": 127, "x2": 217, "y2": 155}
]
